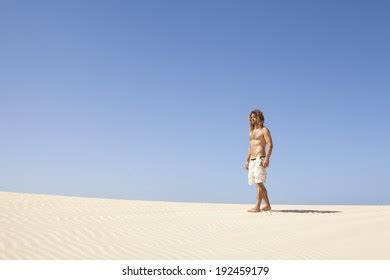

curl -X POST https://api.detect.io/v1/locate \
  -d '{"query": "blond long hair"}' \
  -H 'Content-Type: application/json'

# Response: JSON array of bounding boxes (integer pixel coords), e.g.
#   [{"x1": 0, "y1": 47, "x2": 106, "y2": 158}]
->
[{"x1": 249, "y1": 109, "x2": 265, "y2": 131}]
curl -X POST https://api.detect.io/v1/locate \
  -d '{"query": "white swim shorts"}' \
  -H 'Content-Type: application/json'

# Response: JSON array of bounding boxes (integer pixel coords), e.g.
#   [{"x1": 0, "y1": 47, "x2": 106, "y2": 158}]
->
[{"x1": 248, "y1": 156, "x2": 267, "y2": 185}]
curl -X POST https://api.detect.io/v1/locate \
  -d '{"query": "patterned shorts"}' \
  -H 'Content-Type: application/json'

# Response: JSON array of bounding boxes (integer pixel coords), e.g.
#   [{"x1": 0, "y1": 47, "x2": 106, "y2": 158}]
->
[{"x1": 248, "y1": 156, "x2": 267, "y2": 185}]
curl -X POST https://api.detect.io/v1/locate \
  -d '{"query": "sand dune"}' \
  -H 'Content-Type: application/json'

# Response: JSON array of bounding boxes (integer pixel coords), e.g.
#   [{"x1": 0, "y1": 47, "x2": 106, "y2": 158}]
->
[{"x1": 1, "y1": 191, "x2": 389, "y2": 259}]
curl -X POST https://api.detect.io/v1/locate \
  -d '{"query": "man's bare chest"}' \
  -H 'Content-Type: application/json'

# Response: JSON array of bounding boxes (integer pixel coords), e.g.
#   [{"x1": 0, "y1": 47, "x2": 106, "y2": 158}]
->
[{"x1": 249, "y1": 129, "x2": 265, "y2": 141}]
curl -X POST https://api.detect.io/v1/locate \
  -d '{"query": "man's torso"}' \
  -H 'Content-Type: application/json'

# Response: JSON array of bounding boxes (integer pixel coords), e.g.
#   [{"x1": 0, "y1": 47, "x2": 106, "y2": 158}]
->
[{"x1": 249, "y1": 127, "x2": 266, "y2": 158}]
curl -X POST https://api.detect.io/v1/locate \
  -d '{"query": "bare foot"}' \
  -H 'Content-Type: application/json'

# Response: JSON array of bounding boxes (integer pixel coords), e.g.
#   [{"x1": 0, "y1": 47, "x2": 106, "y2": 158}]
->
[
  {"x1": 247, "y1": 207, "x2": 261, "y2": 213},
  {"x1": 261, "y1": 205, "x2": 271, "y2": 211}
]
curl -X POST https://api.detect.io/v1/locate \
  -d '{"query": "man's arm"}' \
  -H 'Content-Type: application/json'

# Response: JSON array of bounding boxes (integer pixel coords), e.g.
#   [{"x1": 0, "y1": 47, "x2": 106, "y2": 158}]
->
[
  {"x1": 263, "y1": 127, "x2": 273, "y2": 168},
  {"x1": 245, "y1": 146, "x2": 250, "y2": 170},
  {"x1": 246, "y1": 146, "x2": 251, "y2": 161}
]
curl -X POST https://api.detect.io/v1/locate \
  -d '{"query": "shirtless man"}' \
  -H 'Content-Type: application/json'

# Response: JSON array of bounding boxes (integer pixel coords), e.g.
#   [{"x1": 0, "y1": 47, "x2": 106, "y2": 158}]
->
[{"x1": 245, "y1": 109, "x2": 273, "y2": 212}]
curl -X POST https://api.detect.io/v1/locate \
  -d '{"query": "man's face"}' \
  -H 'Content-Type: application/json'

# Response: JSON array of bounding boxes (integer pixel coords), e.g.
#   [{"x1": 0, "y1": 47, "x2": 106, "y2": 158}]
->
[{"x1": 250, "y1": 114, "x2": 258, "y2": 125}]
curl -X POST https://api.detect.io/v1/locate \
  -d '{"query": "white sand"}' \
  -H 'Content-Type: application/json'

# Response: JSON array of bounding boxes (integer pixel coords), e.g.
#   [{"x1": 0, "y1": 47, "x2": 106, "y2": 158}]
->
[{"x1": 1, "y1": 191, "x2": 389, "y2": 259}]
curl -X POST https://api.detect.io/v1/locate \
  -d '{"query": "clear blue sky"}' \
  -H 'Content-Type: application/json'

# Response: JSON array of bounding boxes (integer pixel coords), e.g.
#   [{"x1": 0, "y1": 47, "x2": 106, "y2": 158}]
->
[{"x1": 1, "y1": 0, "x2": 389, "y2": 204}]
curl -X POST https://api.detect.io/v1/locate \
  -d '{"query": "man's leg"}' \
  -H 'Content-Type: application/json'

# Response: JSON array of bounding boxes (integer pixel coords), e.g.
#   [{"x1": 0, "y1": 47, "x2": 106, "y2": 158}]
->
[
  {"x1": 256, "y1": 184, "x2": 263, "y2": 208},
  {"x1": 248, "y1": 184, "x2": 262, "y2": 212},
  {"x1": 258, "y1": 182, "x2": 271, "y2": 211}
]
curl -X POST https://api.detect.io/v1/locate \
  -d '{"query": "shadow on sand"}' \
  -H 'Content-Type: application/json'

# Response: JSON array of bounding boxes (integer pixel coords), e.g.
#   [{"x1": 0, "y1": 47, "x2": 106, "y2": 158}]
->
[{"x1": 272, "y1": 210, "x2": 341, "y2": 214}]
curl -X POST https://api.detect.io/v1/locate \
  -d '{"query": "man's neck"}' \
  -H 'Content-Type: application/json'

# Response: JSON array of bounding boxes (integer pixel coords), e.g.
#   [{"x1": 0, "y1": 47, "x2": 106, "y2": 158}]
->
[{"x1": 254, "y1": 124, "x2": 263, "y2": 129}]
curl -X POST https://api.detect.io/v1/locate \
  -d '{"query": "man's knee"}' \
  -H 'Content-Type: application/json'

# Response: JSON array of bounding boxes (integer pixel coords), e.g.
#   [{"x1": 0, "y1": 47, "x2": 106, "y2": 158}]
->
[{"x1": 256, "y1": 182, "x2": 266, "y2": 189}]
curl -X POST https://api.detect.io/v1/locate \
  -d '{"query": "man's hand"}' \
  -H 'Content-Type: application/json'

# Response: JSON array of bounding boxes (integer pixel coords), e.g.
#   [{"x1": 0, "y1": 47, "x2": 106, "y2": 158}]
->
[
  {"x1": 245, "y1": 161, "x2": 249, "y2": 170},
  {"x1": 262, "y1": 158, "x2": 270, "y2": 168}
]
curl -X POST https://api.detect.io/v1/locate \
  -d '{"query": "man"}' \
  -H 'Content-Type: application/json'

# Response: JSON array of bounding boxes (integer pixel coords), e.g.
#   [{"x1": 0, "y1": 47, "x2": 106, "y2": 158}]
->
[{"x1": 245, "y1": 109, "x2": 273, "y2": 212}]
